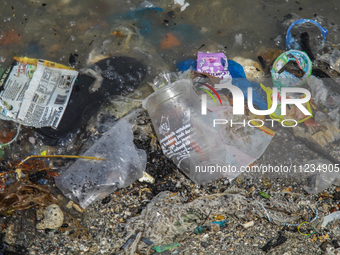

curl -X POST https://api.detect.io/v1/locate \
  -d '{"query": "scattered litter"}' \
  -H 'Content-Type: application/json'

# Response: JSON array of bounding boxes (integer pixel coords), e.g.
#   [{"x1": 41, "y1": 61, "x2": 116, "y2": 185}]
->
[
  {"x1": 261, "y1": 234, "x2": 287, "y2": 253},
  {"x1": 235, "y1": 33, "x2": 243, "y2": 45},
  {"x1": 196, "y1": 52, "x2": 232, "y2": 82},
  {"x1": 286, "y1": 19, "x2": 328, "y2": 56},
  {"x1": 321, "y1": 211, "x2": 340, "y2": 228},
  {"x1": 138, "y1": 171, "x2": 155, "y2": 184},
  {"x1": 152, "y1": 242, "x2": 179, "y2": 253},
  {"x1": 262, "y1": 83, "x2": 313, "y2": 126},
  {"x1": 55, "y1": 117, "x2": 147, "y2": 208},
  {"x1": 122, "y1": 190, "x2": 311, "y2": 252},
  {"x1": 0, "y1": 58, "x2": 78, "y2": 128},
  {"x1": 174, "y1": 0, "x2": 190, "y2": 12},
  {"x1": 302, "y1": 160, "x2": 340, "y2": 194},
  {"x1": 143, "y1": 79, "x2": 227, "y2": 184},
  {"x1": 318, "y1": 49, "x2": 340, "y2": 73},
  {"x1": 271, "y1": 50, "x2": 312, "y2": 89},
  {"x1": 298, "y1": 221, "x2": 315, "y2": 236},
  {"x1": 242, "y1": 220, "x2": 254, "y2": 228},
  {"x1": 120, "y1": 233, "x2": 154, "y2": 251}
]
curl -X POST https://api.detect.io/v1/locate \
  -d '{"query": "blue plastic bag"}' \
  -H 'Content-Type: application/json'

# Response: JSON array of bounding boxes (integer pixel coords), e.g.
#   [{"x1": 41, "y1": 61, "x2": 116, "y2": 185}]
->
[{"x1": 227, "y1": 60, "x2": 267, "y2": 110}]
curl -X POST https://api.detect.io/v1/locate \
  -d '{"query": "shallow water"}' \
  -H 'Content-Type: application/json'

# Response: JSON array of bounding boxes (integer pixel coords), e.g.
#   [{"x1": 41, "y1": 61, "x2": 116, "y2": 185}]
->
[
  {"x1": 0, "y1": 0, "x2": 340, "y2": 160},
  {"x1": 1, "y1": 0, "x2": 340, "y2": 73}
]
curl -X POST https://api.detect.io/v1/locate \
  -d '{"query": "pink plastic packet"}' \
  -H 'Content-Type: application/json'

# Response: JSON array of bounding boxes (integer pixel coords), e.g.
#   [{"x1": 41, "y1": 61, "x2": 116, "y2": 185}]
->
[{"x1": 196, "y1": 52, "x2": 232, "y2": 81}]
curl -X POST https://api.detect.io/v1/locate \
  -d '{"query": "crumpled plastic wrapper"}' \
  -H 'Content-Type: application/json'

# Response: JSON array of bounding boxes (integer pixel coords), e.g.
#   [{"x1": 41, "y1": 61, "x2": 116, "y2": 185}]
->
[
  {"x1": 55, "y1": 117, "x2": 146, "y2": 209},
  {"x1": 317, "y1": 49, "x2": 340, "y2": 73},
  {"x1": 0, "y1": 177, "x2": 58, "y2": 212}
]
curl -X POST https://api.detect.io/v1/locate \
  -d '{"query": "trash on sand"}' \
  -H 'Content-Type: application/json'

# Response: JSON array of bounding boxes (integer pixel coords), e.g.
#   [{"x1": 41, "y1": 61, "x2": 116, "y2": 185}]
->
[
  {"x1": 122, "y1": 191, "x2": 309, "y2": 250},
  {"x1": 0, "y1": 57, "x2": 78, "y2": 128},
  {"x1": 176, "y1": 59, "x2": 197, "y2": 72},
  {"x1": 0, "y1": 177, "x2": 58, "y2": 213},
  {"x1": 321, "y1": 211, "x2": 340, "y2": 228},
  {"x1": 271, "y1": 50, "x2": 312, "y2": 89},
  {"x1": 297, "y1": 221, "x2": 316, "y2": 236},
  {"x1": 152, "y1": 242, "x2": 179, "y2": 253},
  {"x1": 16, "y1": 154, "x2": 105, "y2": 169},
  {"x1": 120, "y1": 234, "x2": 154, "y2": 250},
  {"x1": 261, "y1": 234, "x2": 287, "y2": 253},
  {"x1": 138, "y1": 171, "x2": 155, "y2": 184},
  {"x1": 55, "y1": 117, "x2": 147, "y2": 208},
  {"x1": 242, "y1": 220, "x2": 254, "y2": 228},
  {"x1": 146, "y1": 71, "x2": 274, "y2": 183},
  {"x1": 194, "y1": 218, "x2": 228, "y2": 234},
  {"x1": 302, "y1": 160, "x2": 340, "y2": 194},
  {"x1": 143, "y1": 79, "x2": 227, "y2": 184}
]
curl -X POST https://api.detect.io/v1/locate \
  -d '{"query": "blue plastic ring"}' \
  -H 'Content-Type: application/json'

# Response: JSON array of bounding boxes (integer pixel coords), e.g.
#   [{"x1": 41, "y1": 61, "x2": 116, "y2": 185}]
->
[{"x1": 286, "y1": 19, "x2": 328, "y2": 50}]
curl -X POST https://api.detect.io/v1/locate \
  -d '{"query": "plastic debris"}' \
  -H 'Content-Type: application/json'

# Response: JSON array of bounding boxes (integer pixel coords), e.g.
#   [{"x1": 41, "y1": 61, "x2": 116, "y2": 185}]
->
[
  {"x1": 261, "y1": 234, "x2": 287, "y2": 253},
  {"x1": 55, "y1": 117, "x2": 147, "y2": 208},
  {"x1": 260, "y1": 191, "x2": 271, "y2": 199},
  {"x1": 297, "y1": 221, "x2": 315, "y2": 236},
  {"x1": 206, "y1": 94, "x2": 275, "y2": 171},
  {"x1": 120, "y1": 235, "x2": 136, "y2": 250},
  {"x1": 318, "y1": 49, "x2": 340, "y2": 73},
  {"x1": 152, "y1": 242, "x2": 179, "y2": 253},
  {"x1": 174, "y1": 0, "x2": 190, "y2": 11},
  {"x1": 196, "y1": 52, "x2": 232, "y2": 82},
  {"x1": 123, "y1": 191, "x2": 309, "y2": 250},
  {"x1": 138, "y1": 171, "x2": 155, "y2": 184},
  {"x1": 242, "y1": 220, "x2": 254, "y2": 228},
  {"x1": 227, "y1": 59, "x2": 267, "y2": 110},
  {"x1": 0, "y1": 58, "x2": 78, "y2": 128},
  {"x1": 212, "y1": 219, "x2": 228, "y2": 227},
  {"x1": 286, "y1": 19, "x2": 328, "y2": 56},
  {"x1": 302, "y1": 160, "x2": 340, "y2": 194},
  {"x1": 271, "y1": 50, "x2": 312, "y2": 89},
  {"x1": 143, "y1": 79, "x2": 227, "y2": 184},
  {"x1": 321, "y1": 211, "x2": 340, "y2": 228},
  {"x1": 120, "y1": 234, "x2": 154, "y2": 251}
]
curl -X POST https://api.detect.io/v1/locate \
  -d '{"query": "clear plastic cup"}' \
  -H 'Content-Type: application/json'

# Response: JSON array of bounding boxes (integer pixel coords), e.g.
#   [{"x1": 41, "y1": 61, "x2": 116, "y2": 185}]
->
[{"x1": 143, "y1": 79, "x2": 227, "y2": 184}]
